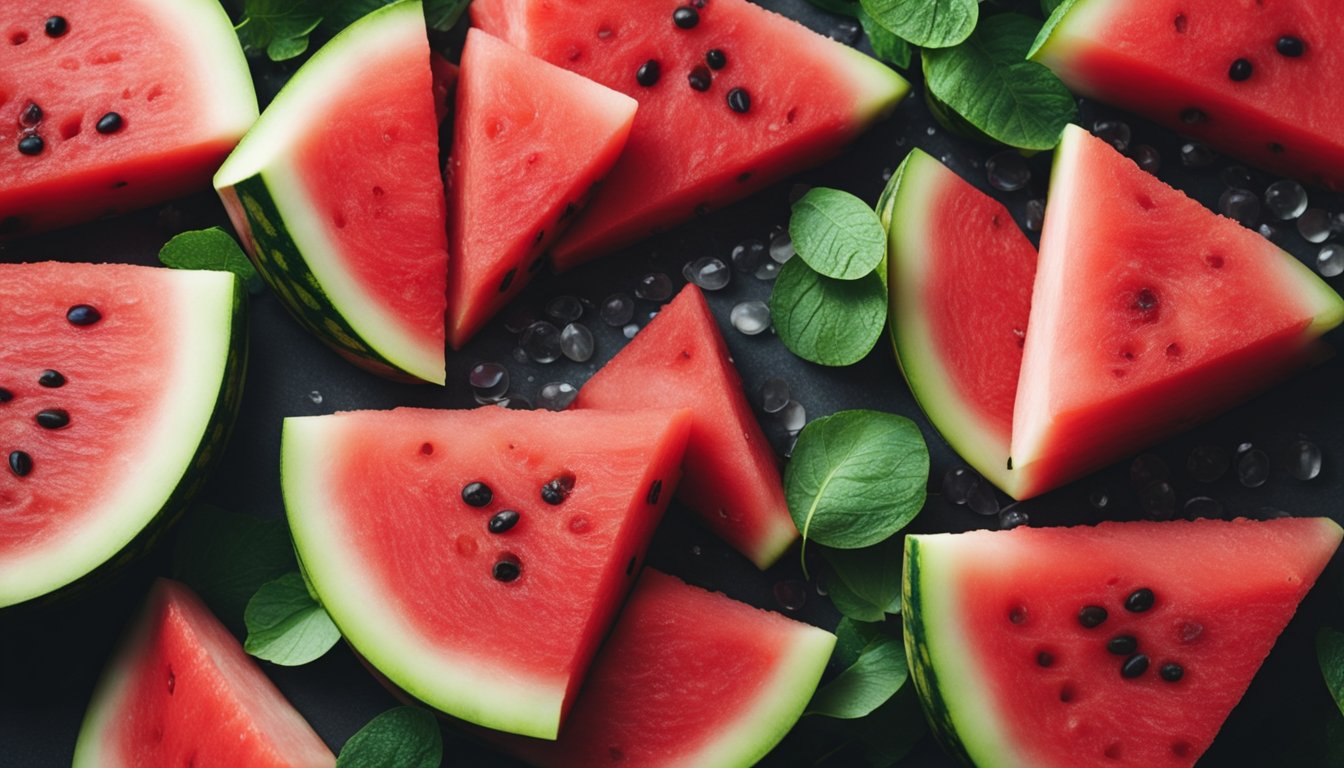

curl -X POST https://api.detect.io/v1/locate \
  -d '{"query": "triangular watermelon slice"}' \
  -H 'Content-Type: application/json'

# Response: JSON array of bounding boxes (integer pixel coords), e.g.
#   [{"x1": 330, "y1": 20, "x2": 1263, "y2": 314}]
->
[
  {"x1": 497, "y1": 569, "x2": 835, "y2": 767},
  {"x1": 572, "y1": 285, "x2": 797, "y2": 569},
  {"x1": 471, "y1": 0, "x2": 910, "y2": 269},
  {"x1": 73, "y1": 579, "x2": 334, "y2": 767},
  {"x1": 281, "y1": 406, "x2": 692, "y2": 739},
  {"x1": 446, "y1": 30, "x2": 637, "y2": 348},
  {"x1": 904, "y1": 517, "x2": 1343, "y2": 767},
  {"x1": 1010, "y1": 124, "x2": 1344, "y2": 497}
]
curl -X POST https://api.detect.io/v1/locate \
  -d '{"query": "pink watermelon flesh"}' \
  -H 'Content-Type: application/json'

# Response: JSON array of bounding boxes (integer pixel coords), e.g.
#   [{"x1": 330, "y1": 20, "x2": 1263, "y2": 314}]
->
[
  {"x1": 909, "y1": 518, "x2": 1343, "y2": 767},
  {"x1": 73, "y1": 579, "x2": 334, "y2": 767},
  {"x1": 446, "y1": 29, "x2": 637, "y2": 348},
  {"x1": 471, "y1": 0, "x2": 908, "y2": 269},
  {"x1": 1032, "y1": 0, "x2": 1344, "y2": 189},
  {"x1": 1010, "y1": 125, "x2": 1344, "y2": 498},
  {"x1": 572, "y1": 285, "x2": 797, "y2": 569},
  {"x1": 497, "y1": 569, "x2": 835, "y2": 767},
  {"x1": 0, "y1": 0, "x2": 254, "y2": 235}
]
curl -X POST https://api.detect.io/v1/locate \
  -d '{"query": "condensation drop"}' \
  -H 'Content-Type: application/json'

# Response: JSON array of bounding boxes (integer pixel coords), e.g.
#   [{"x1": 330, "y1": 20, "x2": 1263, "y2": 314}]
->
[
  {"x1": 966, "y1": 480, "x2": 1000, "y2": 517},
  {"x1": 1025, "y1": 199, "x2": 1046, "y2": 232},
  {"x1": 1139, "y1": 481, "x2": 1177, "y2": 520},
  {"x1": 1316, "y1": 244, "x2": 1344, "y2": 277},
  {"x1": 1131, "y1": 144, "x2": 1161, "y2": 175},
  {"x1": 773, "y1": 579, "x2": 808, "y2": 611},
  {"x1": 943, "y1": 466, "x2": 980, "y2": 505},
  {"x1": 777, "y1": 399, "x2": 806, "y2": 432},
  {"x1": 760, "y1": 378, "x2": 790, "y2": 414},
  {"x1": 683, "y1": 256, "x2": 731, "y2": 290},
  {"x1": 986, "y1": 150, "x2": 1031, "y2": 192},
  {"x1": 730, "y1": 301, "x2": 771, "y2": 335},
  {"x1": 1237, "y1": 448, "x2": 1270, "y2": 488},
  {"x1": 545, "y1": 295, "x2": 584, "y2": 322},
  {"x1": 1182, "y1": 496, "x2": 1224, "y2": 520},
  {"x1": 1288, "y1": 439, "x2": 1322, "y2": 481},
  {"x1": 1298, "y1": 208, "x2": 1332, "y2": 243},
  {"x1": 600, "y1": 292, "x2": 635, "y2": 326},
  {"x1": 731, "y1": 239, "x2": 767, "y2": 273},
  {"x1": 1186, "y1": 444, "x2": 1230, "y2": 483},
  {"x1": 560, "y1": 322, "x2": 595, "y2": 362},
  {"x1": 1217, "y1": 188, "x2": 1260, "y2": 227},
  {"x1": 769, "y1": 231, "x2": 795, "y2": 264},
  {"x1": 634, "y1": 272, "x2": 674, "y2": 301},
  {"x1": 520, "y1": 321, "x2": 563, "y2": 363},
  {"x1": 469, "y1": 363, "x2": 509, "y2": 402},
  {"x1": 1092, "y1": 119, "x2": 1132, "y2": 152},
  {"x1": 1263, "y1": 179, "x2": 1308, "y2": 220},
  {"x1": 537, "y1": 381, "x2": 578, "y2": 411},
  {"x1": 1179, "y1": 142, "x2": 1215, "y2": 169}
]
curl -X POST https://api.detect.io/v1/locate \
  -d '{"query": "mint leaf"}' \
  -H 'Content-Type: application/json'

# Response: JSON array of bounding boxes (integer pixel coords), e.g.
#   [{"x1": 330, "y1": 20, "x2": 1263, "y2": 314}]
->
[
  {"x1": 235, "y1": 0, "x2": 324, "y2": 62},
  {"x1": 833, "y1": 618, "x2": 883, "y2": 668},
  {"x1": 159, "y1": 227, "x2": 261, "y2": 292},
  {"x1": 337, "y1": 707, "x2": 443, "y2": 768},
  {"x1": 1321, "y1": 627, "x2": 1344, "y2": 718},
  {"x1": 859, "y1": 0, "x2": 977, "y2": 49},
  {"x1": 804, "y1": 0, "x2": 860, "y2": 16},
  {"x1": 858, "y1": 7, "x2": 911, "y2": 69},
  {"x1": 244, "y1": 572, "x2": 340, "y2": 666},
  {"x1": 172, "y1": 505, "x2": 297, "y2": 631},
  {"x1": 425, "y1": 0, "x2": 472, "y2": 31},
  {"x1": 923, "y1": 13, "x2": 1076, "y2": 150},
  {"x1": 785, "y1": 410, "x2": 928, "y2": 550},
  {"x1": 807, "y1": 634, "x2": 908, "y2": 718},
  {"x1": 770, "y1": 260, "x2": 886, "y2": 367},
  {"x1": 822, "y1": 538, "x2": 903, "y2": 622},
  {"x1": 789, "y1": 189, "x2": 888, "y2": 281}
]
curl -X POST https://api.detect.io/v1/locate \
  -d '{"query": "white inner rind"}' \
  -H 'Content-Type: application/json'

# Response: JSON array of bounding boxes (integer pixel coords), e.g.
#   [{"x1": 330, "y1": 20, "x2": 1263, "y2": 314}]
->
[
  {"x1": 1029, "y1": 0, "x2": 1123, "y2": 85},
  {"x1": 281, "y1": 415, "x2": 567, "y2": 739},
  {"x1": 831, "y1": 43, "x2": 912, "y2": 125},
  {"x1": 0, "y1": 270, "x2": 236, "y2": 608}
]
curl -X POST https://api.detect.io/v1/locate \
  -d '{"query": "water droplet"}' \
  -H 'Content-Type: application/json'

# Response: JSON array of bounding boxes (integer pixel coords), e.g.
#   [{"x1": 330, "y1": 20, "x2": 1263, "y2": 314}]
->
[
  {"x1": 307, "y1": 390, "x2": 323, "y2": 405},
  {"x1": 986, "y1": 150, "x2": 1031, "y2": 192},
  {"x1": 683, "y1": 256, "x2": 731, "y2": 290},
  {"x1": 688, "y1": 543, "x2": 702, "y2": 557},
  {"x1": 1089, "y1": 487, "x2": 1110, "y2": 509},
  {"x1": 1092, "y1": 119, "x2": 1132, "y2": 152},
  {"x1": 1288, "y1": 439, "x2": 1322, "y2": 481},
  {"x1": 925, "y1": 126, "x2": 936, "y2": 136},
  {"x1": 759, "y1": 378, "x2": 790, "y2": 414},
  {"x1": 1236, "y1": 448, "x2": 1270, "y2": 488},
  {"x1": 1298, "y1": 208, "x2": 1332, "y2": 243},
  {"x1": 999, "y1": 507, "x2": 1029, "y2": 530},
  {"x1": 469, "y1": 363, "x2": 510, "y2": 402},
  {"x1": 1259, "y1": 223, "x2": 1280, "y2": 241},
  {"x1": 635, "y1": 272, "x2": 674, "y2": 301},
  {"x1": 622, "y1": 323, "x2": 639, "y2": 339},
  {"x1": 730, "y1": 301, "x2": 771, "y2": 335},
  {"x1": 1179, "y1": 142, "x2": 1215, "y2": 169},
  {"x1": 1264, "y1": 179, "x2": 1308, "y2": 220},
  {"x1": 1139, "y1": 481, "x2": 1176, "y2": 520},
  {"x1": 778, "y1": 431, "x2": 799, "y2": 459},
  {"x1": 1255, "y1": 506, "x2": 1289, "y2": 520},
  {"x1": 545, "y1": 295, "x2": 584, "y2": 322},
  {"x1": 1186, "y1": 444, "x2": 1230, "y2": 483},
  {"x1": 777, "y1": 399, "x2": 806, "y2": 432},
  {"x1": 520, "y1": 321, "x2": 563, "y2": 363},
  {"x1": 1317, "y1": 244, "x2": 1344, "y2": 277},
  {"x1": 537, "y1": 381, "x2": 578, "y2": 411},
  {"x1": 754, "y1": 261, "x2": 780, "y2": 281},
  {"x1": 943, "y1": 466, "x2": 980, "y2": 505},
  {"x1": 600, "y1": 292, "x2": 635, "y2": 326},
  {"x1": 731, "y1": 239, "x2": 767, "y2": 273},
  {"x1": 1182, "y1": 496, "x2": 1224, "y2": 520},
  {"x1": 502, "y1": 307, "x2": 536, "y2": 334},
  {"x1": 1131, "y1": 144, "x2": 1161, "y2": 174},
  {"x1": 966, "y1": 480, "x2": 1000, "y2": 517},
  {"x1": 560, "y1": 323, "x2": 595, "y2": 362},
  {"x1": 769, "y1": 231, "x2": 795, "y2": 264},
  {"x1": 773, "y1": 579, "x2": 808, "y2": 611},
  {"x1": 1220, "y1": 164, "x2": 1254, "y2": 190},
  {"x1": 1218, "y1": 188, "x2": 1260, "y2": 227},
  {"x1": 1025, "y1": 199, "x2": 1045, "y2": 232},
  {"x1": 1130, "y1": 454, "x2": 1169, "y2": 488}
]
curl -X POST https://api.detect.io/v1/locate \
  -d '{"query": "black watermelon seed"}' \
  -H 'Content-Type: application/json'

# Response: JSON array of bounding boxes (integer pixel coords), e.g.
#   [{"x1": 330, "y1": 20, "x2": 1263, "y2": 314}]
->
[
  {"x1": 67, "y1": 305, "x2": 101, "y2": 326},
  {"x1": 1180, "y1": 107, "x2": 1208, "y2": 124},
  {"x1": 706, "y1": 49, "x2": 727, "y2": 69},
  {"x1": 534, "y1": 230, "x2": 545, "y2": 245},
  {"x1": 737, "y1": 171, "x2": 751, "y2": 183},
  {"x1": 1125, "y1": 588, "x2": 1155, "y2": 612},
  {"x1": 492, "y1": 555, "x2": 521, "y2": 582},
  {"x1": 0, "y1": 388, "x2": 12, "y2": 403},
  {"x1": 96, "y1": 112, "x2": 124, "y2": 135},
  {"x1": 1036, "y1": 651, "x2": 1055, "y2": 667},
  {"x1": 1268, "y1": 142, "x2": 1285, "y2": 154},
  {"x1": 1160, "y1": 662, "x2": 1185, "y2": 682},
  {"x1": 44, "y1": 16, "x2": 68, "y2": 37},
  {"x1": 1277, "y1": 36, "x2": 1305, "y2": 57},
  {"x1": 1107, "y1": 635, "x2": 1138, "y2": 655},
  {"x1": 488, "y1": 509, "x2": 520, "y2": 534},
  {"x1": 726, "y1": 87, "x2": 751, "y2": 114},
  {"x1": 36, "y1": 409, "x2": 70, "y2": 429},
  {"x1": 498, "y1": 268, "x2": 516, "y2": 293},
  {"x1": 462, "y1": 481, "x2": 493, "y2": 507},
  {"x1": 688, "y1": 66, "x2": 712, "y2": 92},
  {"x1": 646, "y1": 479, "x2": 662, "y2": 505},
  {"x1": 636, "y1": 59, "x2": 661, "y2": 87},
  {"x1": 673, "y1": 6, "x2": 700, "y2": 29},
  {"x1": 20, "y1": 103, "x2": 42, "y2": 127},
  {"x1": 1121, "y1": 654, "x2": 1150, "y2": 678},
  {"x1": 18, "y1": 135, "x2": 44, "y2": 156},
  {"x1": 541, "y1": 474, "x2": 574, "y2": 505},
  {"x1": 8, "y1": 451, "x2": 33, "y2": 477},
  {"x1": 38, "y1": 370, "x2": 66, "y2": 388},
  {"x1": 1078, "y1": 605, "x2": 1108, "y2": 628},
  {"x1": 1229, "y1": 58, "x2": 1253, "y2": 81}
]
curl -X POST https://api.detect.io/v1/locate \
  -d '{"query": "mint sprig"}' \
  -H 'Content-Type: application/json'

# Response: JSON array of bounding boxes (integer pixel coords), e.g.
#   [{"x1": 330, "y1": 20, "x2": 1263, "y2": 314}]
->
[
  {"x1": 243, "y1": 571, "x2": 340, "y2": 666},
  {"x1": 337, "y1": 707, "x2": 443, "y2": 768}
]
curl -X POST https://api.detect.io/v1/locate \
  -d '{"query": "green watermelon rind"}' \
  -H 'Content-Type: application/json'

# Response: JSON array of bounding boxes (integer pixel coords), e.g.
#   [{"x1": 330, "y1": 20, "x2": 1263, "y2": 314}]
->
[{"x1": 214, "y1": 0, "x2": 445, "y2": 385}]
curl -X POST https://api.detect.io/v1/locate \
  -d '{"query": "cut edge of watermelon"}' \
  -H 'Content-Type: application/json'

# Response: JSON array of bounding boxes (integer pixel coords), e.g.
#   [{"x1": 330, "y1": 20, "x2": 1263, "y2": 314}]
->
[
  {"x1": 0, "y1": 268, "x2": 240, "y2": 609},
  {"x1": 1027, "y1": 0, "x2": 1115, "y2": 69}
]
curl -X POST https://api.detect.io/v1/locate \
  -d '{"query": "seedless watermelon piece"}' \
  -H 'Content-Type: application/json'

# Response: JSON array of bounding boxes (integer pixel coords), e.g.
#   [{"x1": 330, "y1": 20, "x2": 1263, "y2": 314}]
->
[
  {"x1": 73, "y1": 579, "x2": 335, "y2": 768},
  {"x1": 573, "y1": 285, "x2": 797, "y2": 569},
  {"x1": 885, "y1": 149, "x2": 1037, "y2": 499},
  {"x1": 1031, "y1": 0, "x2": 1344, "y2": 189},
  {"x1": 282, "y1": 406, "x2": 692, "y2": 739},
  {"x1": 904, "y1": 517, "x2": 1343, "y2": 767},
  {"x1": 472, "y1": 0, "x2": 910, "y2": 269},
  {"x1": 215, "y1": 1, "x2": 449, "y2": 384},
  {"x1": 0, "y1": 263, "x2": 246, "y2": 609},
  {"x1": 0, "y1": 0, "x2": 257, "y2": 236},
  {"x1": 446, "y1": 30, "x2": 637, "y2": 348},
  {"x1": 498, "y1": 569, "x2": 835, "y2": 768},
  {"x1": 1010, "y1": 125, "x2": 1344, "y2": 498}
]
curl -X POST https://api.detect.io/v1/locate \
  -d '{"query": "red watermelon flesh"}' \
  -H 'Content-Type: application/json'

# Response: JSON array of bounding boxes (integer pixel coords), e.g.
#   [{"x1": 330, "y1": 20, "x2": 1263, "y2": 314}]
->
[
  {"x1": 446, "y1": 29, "x2": 637, "y2": 348},
  {"x1": 282, "y1": 407, "x2": 692, "y2": 739},
  {"x1": 904, "y1": 517, "x2": 1344, "y2": 767},
  {"x1": 1031, "y1": 0, "x2": 1344, "y2": 189},
  {"x1": 0, "y1": 0, "x2": 256, "y2": 236},
  {"x1": 72, "y1": 579, "x2": 334, "y2": 767},
  {"x1": 497, "y1": 569, "x2": 835, "y2": 767},
  {"x1": 572, "y1": 285, "x2": 797, "y2": 569},
  {"x1": 1010, "y1": 125, "x2": 1344, "y2": 498},
  {"x1": 471, "y1": 0, "x2": 909, "y2": 269}
]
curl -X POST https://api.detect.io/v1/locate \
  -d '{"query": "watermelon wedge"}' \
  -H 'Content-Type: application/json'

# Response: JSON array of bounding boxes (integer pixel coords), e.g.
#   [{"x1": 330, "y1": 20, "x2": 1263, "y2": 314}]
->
[
  {"x1": 73, "y1": 579, "x2": 335, "y2": 767},
  {"x1": 446, "y1": 29, "x2": 637, "y2": 348},
  {"x1": 883, "y1": 149, "x2": 1038, "y2": 499},
  {"x1": 215, "y1": 1, "x2": 449, "y2": 384},
  {"x1": 0, "y1": 263, "x2": 245, "y2": 610},
  {"x1": 471, "y1": 0, "x2": 910, "y2": 269},
  {"x1": 498, "y1": 569, "x2": 835, "y2": 768},
  {"x1": 1009, "y1": 124, "x2": 1344, "y2": 498},
  {"x1": 282, "y1": 406, "x2": 692, "y2": 739},
  {"x1": 904, "y1": 517, "x2": 1343, "y2": 767},
  {"x1": 572, "y1": 285, "x2": 797, "y2": 569},
  {"x1": 1031, "y1": 0, "x2": 1344, "y2": 189},
  {"x1": 0, "y1": 0, "x2": 257, "y2": 236}
]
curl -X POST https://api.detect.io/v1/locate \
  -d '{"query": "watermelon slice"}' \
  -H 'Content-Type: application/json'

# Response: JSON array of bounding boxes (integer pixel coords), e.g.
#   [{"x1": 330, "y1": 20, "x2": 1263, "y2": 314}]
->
[
  {"x1": 498, "y1": 569, "x2": 835, "y2": 767},
  {"x1": 1031, "y1": 0, "x2": 1344, "y2": 189},
  {"x1": 72, "y1": 579, "x2": 334, "y2": 767},
  {"x1": 446, "y1": 29, "x2": 637, "y2": 348},
  {"x1": 883, "y1": 148, "x2": 1038, "y2": 498},
  {"x1": 282, "y1": 406, "x2": 692, "y2": 739},
  {"x1": 214, "y1": 1, "x2": 449, "y2": 385},
  {"x1": 904, "y1": 517, "x2": 1343, "y2": 767},
  {"x1": 1010, "y1": 125, "x2": 1344, "y2": 498},
  {"x1": 471, "y1": 0, "x2": 910, "y2": 269},
  {"x1": 572, "y1": 285, "x2": 797, "y2": 569},
  {"x1": 0, "y1": 0, "x2": 257, "y2": 236},
  {"x1": 0, "y1": 263, "x2": 245, "y2": 609}
]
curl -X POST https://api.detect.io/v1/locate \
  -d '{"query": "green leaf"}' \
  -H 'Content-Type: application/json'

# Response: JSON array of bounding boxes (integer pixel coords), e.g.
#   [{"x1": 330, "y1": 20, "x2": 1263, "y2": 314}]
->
[
  {"x1": 424, "y1": 0, "x2": 472, "y2": 31},
  {"x1": 337, "y1": 707, "x2": 443, "y2": 768},
  {"x1": 822, "y1": 538, "x2": 903, "y2": 622},
  {"x1": 1040, "y1": 0, "x2": 1066, "y2": 15},
  {"x1": 159, "y1": 227, "x2": 262, "y2": 293},
  {"x1": 234, "y1": 0, "x2": 324, "y2": 62},
  {"x1": 770, "y1": 260, "x2": 886, "y2": 367},
  {"x1": 858, "y1": 0, "x2": 977, "y2": 49},
  {"x1": 789, "y1": 188, "x2": 888, "y2": 281},
  {"x1": 857, "y1": 7, "x2": 911, "y2": 69},
  {"x1": 1320, "y1": 628, "x2": 1344, "y2": 718},
  {"x1": 244, "y1": 572, "x2": 340, "y2": 666},
  {"x1": 807, "y1": 634, "x2": 908, "y2": 718},
  {"x1": 923, "y1": 13, "x2": 1077, "y2": 150},
  {"x1": 804, "y1": 0, "x2": 860, "y2": 17},
  {"x1": 786, "y1": 410, "x2": 928, "y2": 550},
  {"x1": 833, "y1": 618, "x2": 883, "y2": 668},
  {"x1": 322, "y1": 0, "x2": 396, "y2": 30},
  {"x1": 1029, "y1": 0, "x2": 1080, "y2": 59},
  {"x1": 172, "y1": 505, "x2": 297, "y2": 631}
]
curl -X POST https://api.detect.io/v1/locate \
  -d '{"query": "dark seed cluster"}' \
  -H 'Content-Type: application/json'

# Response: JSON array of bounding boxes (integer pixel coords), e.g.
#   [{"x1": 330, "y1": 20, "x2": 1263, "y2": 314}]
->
[
  {"x1": 13, "y1": 19, "x2": 129, "y2": 158},
  {"x1": 4, "y1": 308, "x2": 97, "y2": 478},
  {"x1": 541, "y1": 473, "x2": 574, "y2": 505},
  {"x1": 1060, "y1": 587, "x2": 1187, "y2": 683},
  {"x1": 456, "y1": 472, "x2": 587, "y2": 583},
  {"x1": 626, "y1": 4, "x2": 750, "y2": 114}
]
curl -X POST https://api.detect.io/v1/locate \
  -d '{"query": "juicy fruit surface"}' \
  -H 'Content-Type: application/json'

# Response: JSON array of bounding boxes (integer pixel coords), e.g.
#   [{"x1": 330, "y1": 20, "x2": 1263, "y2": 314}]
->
[
  {"x1": 446, "y1": 29, "x2": 636, "y2": 348},
  {"x1": 283, "y1": 407, "x2": 692, "y2": 738},
  {"x1": 74, "y1": 580, "x2": 334, "y2": 768},
  {"x1": 0, "y1": 0, "x2": 255, "y2": 235},
  {"x1": 1033, "y1": 0, "x2": 1344, "y2": 188},
  {"x1": 501, "y1": 569, "x2": 836, "y2": 768},
  {"x1": 1010, "y1": 125, "x2": 1344, "y2": 497},
  {"x1": 472, "y1": 0, "x2": 908, "y2": 267},
  {"x1": 573, "y1": 285, "x2": 797, "y2": 569},
  {"x1": 906, "y1": 517, "x2": 1343, "y2": 767}
]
